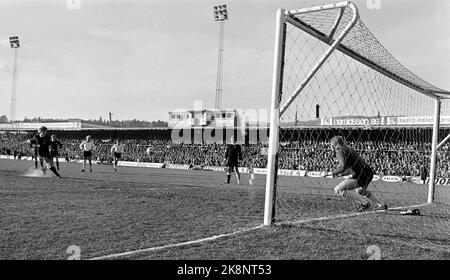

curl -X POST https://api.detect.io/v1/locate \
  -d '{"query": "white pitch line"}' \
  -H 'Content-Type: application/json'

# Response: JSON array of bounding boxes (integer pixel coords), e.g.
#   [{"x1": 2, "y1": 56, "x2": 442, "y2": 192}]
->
[
  {"x1": 284, "y1": 202, "x2": 430, "y2": 226},
  {"x1": 88, "y1": 202, "x2": 430, "y2": 260},
  {"x1": 88, "y1": 224, "x2": 265, "y2": 260}
]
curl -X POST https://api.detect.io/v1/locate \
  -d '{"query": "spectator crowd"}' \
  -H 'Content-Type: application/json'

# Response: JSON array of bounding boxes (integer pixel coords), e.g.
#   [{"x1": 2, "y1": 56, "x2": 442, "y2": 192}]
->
[{"x1": 1, "y1": 130, "x2": 450, "y2": 178}]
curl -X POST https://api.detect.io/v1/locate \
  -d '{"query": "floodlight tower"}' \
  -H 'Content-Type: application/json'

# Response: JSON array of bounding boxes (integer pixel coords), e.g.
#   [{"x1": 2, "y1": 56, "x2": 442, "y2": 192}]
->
[
  {"x1": 213, "y1": 4, "x2": 229, "y2": 110},
  {"x1": 9, "y1": 36, "x2": 20, "y2": 123}
]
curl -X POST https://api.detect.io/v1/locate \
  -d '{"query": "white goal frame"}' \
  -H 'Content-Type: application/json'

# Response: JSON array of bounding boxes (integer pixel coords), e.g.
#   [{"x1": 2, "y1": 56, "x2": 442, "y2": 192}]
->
[{"x1": 264, "y1": 1, "x2": 450, "y2": 226}]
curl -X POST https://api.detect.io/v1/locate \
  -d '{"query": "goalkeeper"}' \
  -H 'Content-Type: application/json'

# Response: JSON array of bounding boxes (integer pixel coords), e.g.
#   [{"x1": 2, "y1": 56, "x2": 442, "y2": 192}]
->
[{"x1": 323, "y1": 136, "x2": 387, "y2": 212}]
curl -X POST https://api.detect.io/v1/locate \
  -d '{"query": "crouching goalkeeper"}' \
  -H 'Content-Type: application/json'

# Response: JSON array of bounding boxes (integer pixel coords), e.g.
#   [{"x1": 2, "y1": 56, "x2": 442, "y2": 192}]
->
[{"x1": 323, "y1": 136, "x2": 386, "y2": 212}]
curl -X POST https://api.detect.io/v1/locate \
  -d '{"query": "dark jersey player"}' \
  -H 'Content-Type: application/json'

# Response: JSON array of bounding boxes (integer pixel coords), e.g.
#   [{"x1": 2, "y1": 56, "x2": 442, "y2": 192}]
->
[
  {"x1": 323, "y1": 136, "x2": 386, "y2": 212},
  {"x1": 28, "y1": 126, "x2": 61, "y2": 178},
  {"x1": 29, "y1": 139, "x2": 42, "y2": 169},
  {"x1": 224, "y1": 136, "x2": 243, "y2": 184},
  {"x1": 50, "y1": 134, "x2": 63, "y2": 171}
]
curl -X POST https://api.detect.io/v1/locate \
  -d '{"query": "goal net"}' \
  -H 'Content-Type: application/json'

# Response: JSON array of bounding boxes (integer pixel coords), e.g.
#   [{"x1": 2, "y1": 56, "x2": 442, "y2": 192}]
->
[{"x1": 264, "y1": 2, "x2": 450, "y2": 252}]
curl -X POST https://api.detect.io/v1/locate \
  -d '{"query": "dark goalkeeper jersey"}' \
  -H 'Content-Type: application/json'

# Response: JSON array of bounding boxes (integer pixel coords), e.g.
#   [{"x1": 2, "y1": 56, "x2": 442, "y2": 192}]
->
[
  {"x1": 225, "y1": 144, "x2": 242, "y2": 166},
  {"x1": 332, "y1": 146, "x2": 373, "y2": 178},
  {"x1": 29, "y1": 134, "x2": 51, "y2": 157},
  {"x1": 50, "y1": 140, "x2": 63, "y2": 152}
]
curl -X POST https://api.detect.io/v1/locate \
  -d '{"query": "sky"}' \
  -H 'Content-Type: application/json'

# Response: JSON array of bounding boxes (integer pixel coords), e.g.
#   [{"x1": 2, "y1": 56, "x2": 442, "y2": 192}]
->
[{"x1": 0, "y1": 0, "x2": 448, "y2": 122}]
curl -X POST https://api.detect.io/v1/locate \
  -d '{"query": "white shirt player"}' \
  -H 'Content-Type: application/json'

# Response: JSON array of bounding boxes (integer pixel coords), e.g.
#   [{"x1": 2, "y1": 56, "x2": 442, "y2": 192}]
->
[
  {"x1": 111, "y1": 144, "x2": 124, "y2": 154},
  {"x1": 80, "y1": 141, "x2": 96, "y2": 151}
]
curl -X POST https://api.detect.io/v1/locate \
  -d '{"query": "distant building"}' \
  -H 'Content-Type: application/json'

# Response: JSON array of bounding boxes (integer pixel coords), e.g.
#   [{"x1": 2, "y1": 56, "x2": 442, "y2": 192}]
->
[{"x1": 168, "y1": 109, "x2": 240, "y2": 128}]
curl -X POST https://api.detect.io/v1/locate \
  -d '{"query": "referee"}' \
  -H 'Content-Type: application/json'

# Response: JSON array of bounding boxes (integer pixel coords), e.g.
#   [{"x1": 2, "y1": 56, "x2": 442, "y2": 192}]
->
[{"x1": 224, "y1": 135, "x2": 243, "y2": 184}]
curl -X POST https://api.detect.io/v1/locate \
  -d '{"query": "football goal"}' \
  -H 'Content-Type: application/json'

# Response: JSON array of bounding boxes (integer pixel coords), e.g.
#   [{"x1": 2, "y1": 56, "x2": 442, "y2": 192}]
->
[{"x1": 264, "y1": 1, "x2": 450, "y2": 250}]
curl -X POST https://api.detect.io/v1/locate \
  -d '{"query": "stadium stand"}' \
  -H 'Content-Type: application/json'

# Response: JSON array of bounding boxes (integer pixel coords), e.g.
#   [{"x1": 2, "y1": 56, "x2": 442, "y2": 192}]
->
[{"x1": 2, "y1": 128, "x2": 450, "y2": 178}]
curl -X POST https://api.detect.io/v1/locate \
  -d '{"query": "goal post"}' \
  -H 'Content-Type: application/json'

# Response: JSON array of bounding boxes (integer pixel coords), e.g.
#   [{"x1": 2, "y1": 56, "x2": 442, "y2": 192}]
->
[
  {"x1": 264, "y1": 2, "x2": 360, "y2": 226},
  {"x1": 263, "y1": 8, "x2": 285, "y2": 226},
  {"x1": 428, "y1": 98, "x2": 441, "y2": 203},
  {"x1": 264, "y1": 0, "x2": 450, "y2": 244}
]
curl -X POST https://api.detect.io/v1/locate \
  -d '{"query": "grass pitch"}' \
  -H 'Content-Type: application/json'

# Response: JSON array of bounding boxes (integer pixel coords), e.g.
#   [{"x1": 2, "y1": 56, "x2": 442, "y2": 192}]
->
[{"x1": 1, "y1": 159, "x2": 449, "y2": 260}]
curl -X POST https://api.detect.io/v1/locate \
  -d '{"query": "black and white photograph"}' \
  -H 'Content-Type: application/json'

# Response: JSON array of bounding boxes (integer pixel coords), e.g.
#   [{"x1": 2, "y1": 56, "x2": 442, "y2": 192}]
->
[{"x1": 0, "y1": 0, "x2": 449, "y2": 265}]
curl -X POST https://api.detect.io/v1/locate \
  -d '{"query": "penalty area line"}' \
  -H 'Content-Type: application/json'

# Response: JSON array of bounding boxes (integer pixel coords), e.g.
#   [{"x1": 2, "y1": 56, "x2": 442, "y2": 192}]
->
[{"x1": 88, "y1": 224, "x2": 265, "y2": 260}]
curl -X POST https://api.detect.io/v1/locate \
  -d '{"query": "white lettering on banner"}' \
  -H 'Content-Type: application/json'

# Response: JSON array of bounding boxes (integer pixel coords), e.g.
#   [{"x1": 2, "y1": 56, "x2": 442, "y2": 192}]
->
[
  {"x1": 406, "y1": 176, "x2": 424, "y2": 184},
  {"x1": 278, "y1": 169, "x2": 300, "y2": 176},
  {"x1": 321, "y1": 118, "x2": 332, "y2": 126},
  {"x1": 333, "y1": 117, "x2": 384, "y2": 127},
  {"x1": 238, "y1": 167, "x2": 249, "y2": 173},
  {"x1": 381, "y1": 176, "x2": 402, "y2": 182},
  {"x1": 203, "y1": 166, "x2": 248, "y2": 173},
  {"x1": 204, "y1": 166, "x2": 225, "y2": 172},
  {"x1": 307, "y1": 171, "x2": 324, "y2": 178},
  {"x1": 335, "y1": 118, "x2": 369, "y2": 126},
  {"x1": 166, "y1": 164, "x2": 190, "y2": 170},
  {"x1": 386, "y1": 117, "x2": 397, "y2": 126},
  {"x1": 426, "y1": 178, "x2": 450, "y2": 185},
  {"x1": 74, "y1": 159, "x2": 98, "y2": 164},
  {"x1": 397, "y1": 116, "x2": 450, "y2": 126},
  {"x1": 253, "y1": 168, "x2": 267, "y2": 174},
  {"x1": 321, "y1": 115, "x2": 450, "y2": 127},
  {"x1": 408, "y1": 177, "x2": 423, "y2": 184},
  {"x1": 118, "y1": 162, "x2": 164, "y2": 168},
  {"x1": 144, "y1": 163, "x2": 164, "y2": 168}
]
